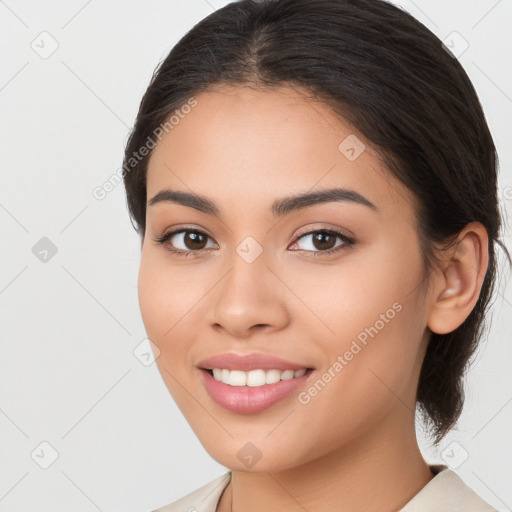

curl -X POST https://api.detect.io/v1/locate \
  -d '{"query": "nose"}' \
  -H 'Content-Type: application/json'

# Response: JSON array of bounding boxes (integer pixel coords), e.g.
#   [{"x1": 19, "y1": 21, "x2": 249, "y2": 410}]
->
[{"x1": 208, "y1": 250, "x2": 290, "y2": 339}]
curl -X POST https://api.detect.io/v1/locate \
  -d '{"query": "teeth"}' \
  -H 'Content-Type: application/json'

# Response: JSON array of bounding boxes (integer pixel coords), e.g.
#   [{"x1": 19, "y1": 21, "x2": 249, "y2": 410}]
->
[
  {"x1": 265, "y1": 369, "x2": 281, "y2": 384},
  {"x1": 210, "y1": 368, "x2": 308, "y2": 387},
  {"x1": 281, "y1": 369, "x2": 295, "y2": 380}
]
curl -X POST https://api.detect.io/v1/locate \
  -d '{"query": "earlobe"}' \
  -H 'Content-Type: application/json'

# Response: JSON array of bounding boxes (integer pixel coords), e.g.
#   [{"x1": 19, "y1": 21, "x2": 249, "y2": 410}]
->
[{"x1": 427, "y1": 222, "x2": 489, "y2": 335}]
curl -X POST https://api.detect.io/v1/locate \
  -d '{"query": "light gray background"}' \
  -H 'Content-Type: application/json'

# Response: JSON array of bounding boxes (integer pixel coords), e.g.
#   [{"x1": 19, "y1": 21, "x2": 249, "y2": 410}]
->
[{"x1": 1, "y1": 1, "x2": 511, "y2": 511}]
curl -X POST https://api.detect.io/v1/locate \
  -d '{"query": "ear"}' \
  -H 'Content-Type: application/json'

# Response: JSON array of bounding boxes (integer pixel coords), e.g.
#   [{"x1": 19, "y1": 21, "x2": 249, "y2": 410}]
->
[{"x1": 427, "y1": 222, "x2": 489, "y2": 335}]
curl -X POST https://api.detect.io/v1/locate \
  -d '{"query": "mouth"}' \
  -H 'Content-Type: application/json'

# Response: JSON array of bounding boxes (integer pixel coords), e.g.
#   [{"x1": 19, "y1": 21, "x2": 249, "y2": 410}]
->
[
  {"x1": 198, "y1": 366, "x2": 315, "y2": 414},
  {"x1": 202, "y1": 367, "x2": 314, "y2": 387},
  {"x1": 196, "y1": 352, "x2": 316, "y2": 413}
]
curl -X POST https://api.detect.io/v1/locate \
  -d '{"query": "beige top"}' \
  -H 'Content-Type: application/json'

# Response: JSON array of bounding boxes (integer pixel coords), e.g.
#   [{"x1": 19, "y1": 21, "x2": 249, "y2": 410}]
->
[{"x1": 153, "y1": 464, "x2": 497, "y2": 512}]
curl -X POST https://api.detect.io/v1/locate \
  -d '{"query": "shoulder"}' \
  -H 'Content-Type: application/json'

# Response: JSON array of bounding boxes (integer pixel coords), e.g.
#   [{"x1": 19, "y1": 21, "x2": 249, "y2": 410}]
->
[
  {"x1": 150, "y1": 465, "x2": 497, "y2": 512},
  {"x1": 400, "y1": 464, "x2": 497, "y2": 511},
  {"x1": 151, "y1": 471, "x2": 232, "y2": 512}
]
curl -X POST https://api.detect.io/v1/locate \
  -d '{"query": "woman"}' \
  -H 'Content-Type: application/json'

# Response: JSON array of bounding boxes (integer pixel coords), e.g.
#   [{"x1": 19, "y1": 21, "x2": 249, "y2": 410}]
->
[{"x1": 122, "y1": 0, "x2": 509, "y2": 510}]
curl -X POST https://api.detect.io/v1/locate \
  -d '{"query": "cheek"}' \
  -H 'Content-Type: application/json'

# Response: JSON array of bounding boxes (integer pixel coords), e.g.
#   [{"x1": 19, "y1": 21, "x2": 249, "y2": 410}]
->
[
  {"x1": 137, "y1": 250, "x2": 198, "y2": 410},
  {"x1": 137, "y1": 247, "x2": 204, "y2": 340},
  {"x1": 137, "y1": 249, "x2": 194, "y2": 380},
  {"x1": 295, "y1": 236, "x2": 426, "y2": 408},
  {"x1": 288, "y1": 305, "x2": 423, "y2": 464},
  {"x1": 137, "y1": 246, "x2": 217, "y2": 397},
  {"x1": 137, "y1": 252, "x2": 167, "y2": 339},
  {"x1": 283, "y1": 241, "x2": 420, "y2": 344}
]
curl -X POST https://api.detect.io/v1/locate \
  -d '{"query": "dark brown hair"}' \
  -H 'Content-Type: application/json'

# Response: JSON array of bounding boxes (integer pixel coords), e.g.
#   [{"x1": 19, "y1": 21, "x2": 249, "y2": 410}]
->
[{"x1": 122, "y1": 0, "x2": 510, "y2": 444}]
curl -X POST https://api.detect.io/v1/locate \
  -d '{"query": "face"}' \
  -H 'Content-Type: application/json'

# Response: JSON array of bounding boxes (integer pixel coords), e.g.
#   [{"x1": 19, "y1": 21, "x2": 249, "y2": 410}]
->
[{"x1": 138, "y1": 85, "x2": 432, "y2": 471}]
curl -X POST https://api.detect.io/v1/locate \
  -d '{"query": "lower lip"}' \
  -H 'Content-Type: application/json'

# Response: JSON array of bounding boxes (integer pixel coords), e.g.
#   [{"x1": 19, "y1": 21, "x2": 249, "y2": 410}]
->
[{"x1": 199, "y1": 369, "x2": 313, "y2": 414}]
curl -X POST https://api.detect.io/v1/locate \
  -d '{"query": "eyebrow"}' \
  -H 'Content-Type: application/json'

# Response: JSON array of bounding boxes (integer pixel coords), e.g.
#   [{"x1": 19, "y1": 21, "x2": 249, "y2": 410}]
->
[{"x1": 147, "y1": 187, "x2": 377, "y2": 217}]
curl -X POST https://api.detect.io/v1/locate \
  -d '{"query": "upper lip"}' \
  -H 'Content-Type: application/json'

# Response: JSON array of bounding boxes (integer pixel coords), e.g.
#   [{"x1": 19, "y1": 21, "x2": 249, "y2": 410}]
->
[{"x1": 197, "y1": 352, "x2": 312, "y2": 372}]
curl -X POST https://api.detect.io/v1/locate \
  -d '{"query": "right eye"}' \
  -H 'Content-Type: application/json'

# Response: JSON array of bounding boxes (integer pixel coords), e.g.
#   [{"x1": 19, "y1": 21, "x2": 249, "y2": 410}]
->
[{"x1": 154, "y1": 228, "x2": 218, "y2": 257}]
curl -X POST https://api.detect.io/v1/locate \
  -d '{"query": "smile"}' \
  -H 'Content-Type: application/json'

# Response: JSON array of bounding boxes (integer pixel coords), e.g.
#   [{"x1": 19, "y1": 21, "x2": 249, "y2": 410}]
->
[
  {"x1": 199, "y1": 367, "x2": 314, "y2": 414},
  {"x1": 208, "y1": 368, "x2": 307, "y2": 387}
]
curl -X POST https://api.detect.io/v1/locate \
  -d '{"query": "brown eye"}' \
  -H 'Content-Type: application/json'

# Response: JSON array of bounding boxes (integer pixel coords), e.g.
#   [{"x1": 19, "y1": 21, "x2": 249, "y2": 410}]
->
[
  {"x1": 311, "y1": 232, "x2": 337, "y2": 251},
  {"x1": 181, "y1": 231, "x2": 208, "y2": 250},
  {"x1": 154, "y1": 229, "x2": 217, "y2": 256},
  {"x1": 296, "y1": 229, "x2": 353, "y2": 253},
  {"x1": 291, "y1": 229, "x2": 355, "y2": 257}
]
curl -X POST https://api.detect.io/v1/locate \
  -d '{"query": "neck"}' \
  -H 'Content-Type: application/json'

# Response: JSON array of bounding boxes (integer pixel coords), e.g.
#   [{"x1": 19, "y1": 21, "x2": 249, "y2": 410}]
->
[{"x1": 218, "y1": 407, "x2": 434, "y2": 512}]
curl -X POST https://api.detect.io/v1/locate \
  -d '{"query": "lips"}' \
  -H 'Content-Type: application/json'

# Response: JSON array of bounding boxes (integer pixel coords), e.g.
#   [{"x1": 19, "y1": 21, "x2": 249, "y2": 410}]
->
[
  {"x1": 199, "y1": 367, "x2": 313, "y2": 414},
  {"x1": 197, "y1": 352, "x2": 312, "y2": 372},
  {"x1": 196, "y1": 352, "x2": 315, "y2": 414}
]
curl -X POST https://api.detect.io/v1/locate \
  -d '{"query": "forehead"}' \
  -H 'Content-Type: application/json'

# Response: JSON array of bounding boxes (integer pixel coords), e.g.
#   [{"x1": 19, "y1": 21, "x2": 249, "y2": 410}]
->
[{"x1": 146, "y1": 85, "x2": 416, "y2": 218}]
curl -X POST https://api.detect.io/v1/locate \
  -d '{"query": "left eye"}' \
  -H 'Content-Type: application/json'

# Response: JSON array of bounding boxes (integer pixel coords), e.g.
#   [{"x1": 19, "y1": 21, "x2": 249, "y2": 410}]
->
[{"x1": 290, "y1": 229, "x2": 353, "y2": 254}]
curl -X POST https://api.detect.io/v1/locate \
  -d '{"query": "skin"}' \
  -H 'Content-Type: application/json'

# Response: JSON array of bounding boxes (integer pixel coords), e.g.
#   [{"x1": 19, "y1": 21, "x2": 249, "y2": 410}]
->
[{"x1": 138, "y1": 84, "x2": 489, "y2": 512}]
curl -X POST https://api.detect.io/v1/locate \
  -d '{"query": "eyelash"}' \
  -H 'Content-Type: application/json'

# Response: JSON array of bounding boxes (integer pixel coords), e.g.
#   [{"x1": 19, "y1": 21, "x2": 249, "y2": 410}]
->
[{"x1": 153, "y1": 227, "x2": 355, "y2": 258}]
